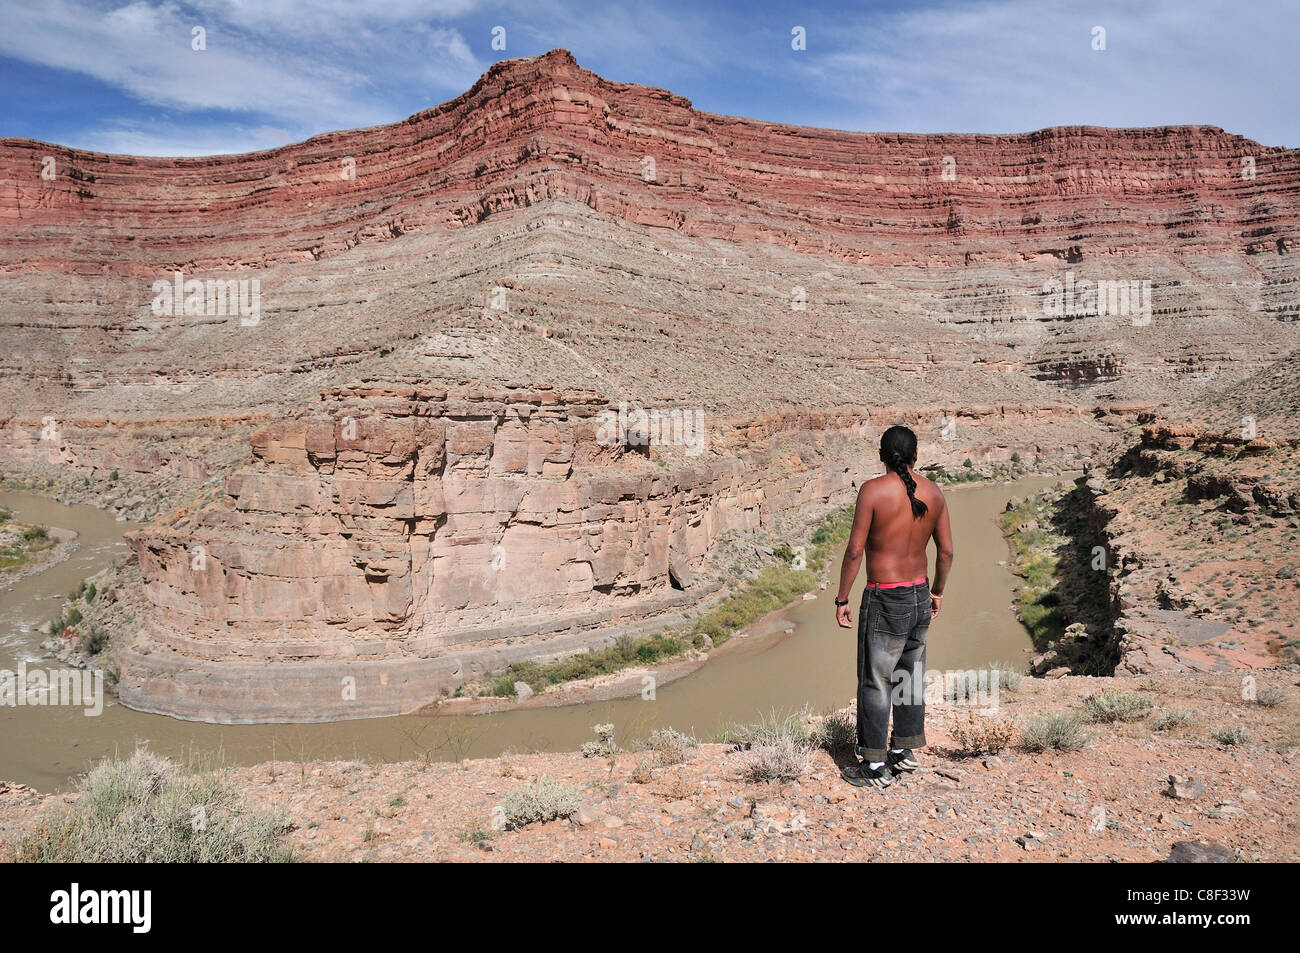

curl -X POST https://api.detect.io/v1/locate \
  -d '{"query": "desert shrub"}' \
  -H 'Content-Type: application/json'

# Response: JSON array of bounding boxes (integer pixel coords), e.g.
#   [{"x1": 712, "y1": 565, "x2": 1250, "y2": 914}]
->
[
  {"x1": 1084, "y1": 690, "x2": 1153, "y2": 723},
  {"x1": 644, "y1": 727, "x2": 697, "y2": 766},
  {"x1": 726, "y1": 709, "x2": 816, "y2": 782},
  {"x1": 1211, "y1": 726, "x2": 1251, "y2": 747},
  {"x1": 579, "y1": 723, "x2": 617, "y2": 758},
  {"x1": 457, "y1": 825, "x2": 494, "y2": 845},
  {"x1": 951, "y1": 716, "x2": 1016, "y2": 756},
  {"x1": 772, "y1": 543, "x2": 796, "y2": 565},
  {"x1": 64, "y1": 607, "x2": 83, "y2": 628},
  {"x1": 1152, "y1": 708, "x2": 1198, "y2": 731},
  {"x1": 1021, "y1": 712, "x2": 1090, "y2": 752},
  {"x1": 79, "y1": 627, "x2": 107, "y2": 656},
  {"x1": 630, "y1": 759, "x2": 655, "y2": 784},
  {"x1": 1253, "y1": 685, "x2": 1286, "y2": 708},
  {"x1": 21, "y1": 525, "x2": 49, "y2": 543},
  {"x1": 720, "y1": 708, "x2": 812, "y2": 747},
  {"x1": 12, "y1": 750, "x2": 292, "y2": 862},
  {"x1": 812, "y1": 709, "x2": 856, "y2": 753},
  {"x1": 501, "y1": 777, "x2": 582, "y2": 828},
  {"x1": 740, "y1": 734, "x2": 813, "y2": 783}
]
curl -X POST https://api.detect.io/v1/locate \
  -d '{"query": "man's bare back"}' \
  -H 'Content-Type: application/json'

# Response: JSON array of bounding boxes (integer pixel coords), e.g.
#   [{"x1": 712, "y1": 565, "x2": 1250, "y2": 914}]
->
[
  {"x1": 834, "y1": 456, "x2": 953, "y2": 625},
  {"x1": 859, "y1": 470, "x2": 947, "y2": 582}
]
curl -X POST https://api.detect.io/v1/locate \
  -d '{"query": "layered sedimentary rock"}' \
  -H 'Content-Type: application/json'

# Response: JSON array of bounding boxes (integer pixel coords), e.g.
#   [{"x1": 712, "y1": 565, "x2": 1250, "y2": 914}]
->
[
  {"x1": 122, "y1": 380, "x2": 853, "y2": 721},
  {"x1": 3, "y1": 48, "x2": 1298, "y2": 435},
  {"x1": 2, "y1": 49, "x2": 1299, "y2": 720},
  {"x1": 120, "y1": 378, "x2": 1104, "y2": 721}
]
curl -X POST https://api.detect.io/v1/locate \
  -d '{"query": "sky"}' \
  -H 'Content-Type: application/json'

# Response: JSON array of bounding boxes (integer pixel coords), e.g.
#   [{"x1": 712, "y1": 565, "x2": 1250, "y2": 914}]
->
[{"x1": 0, "y1": 0, "x2": 1295, "y2": 157}]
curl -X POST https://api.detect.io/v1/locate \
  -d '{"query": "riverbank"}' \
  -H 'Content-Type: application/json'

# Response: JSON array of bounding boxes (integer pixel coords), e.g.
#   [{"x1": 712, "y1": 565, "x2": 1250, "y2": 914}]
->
[
  {"x1": 439, "y1": 503, "x2": 854, "y2": 710},
  {"x1": 3, "y1": 669, "x2": 1296, "y2": 862},
  {"x1": 0, "y1": 507, "x2": 78, "y2": 591},
  {"x1": 1000, "y1": 483, "x2": 1114, "y2": 675}
]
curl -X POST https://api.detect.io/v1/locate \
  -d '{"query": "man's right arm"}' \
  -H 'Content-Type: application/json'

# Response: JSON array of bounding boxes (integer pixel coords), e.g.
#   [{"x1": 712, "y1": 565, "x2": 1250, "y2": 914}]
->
[
  {"x1": 834, "y1": 483, "x2": 873, "y2": 627},
  {"x1": 930, "y1": 494, "x2": 954, "y2": 616}
]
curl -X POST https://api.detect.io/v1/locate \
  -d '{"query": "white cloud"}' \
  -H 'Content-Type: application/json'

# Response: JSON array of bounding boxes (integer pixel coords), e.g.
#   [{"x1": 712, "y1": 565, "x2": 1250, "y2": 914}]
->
[
  {"x1": 778, "y1": 0, "x2": 1297, "y2": 145},
  {"x1": 207, "y1": 0, "x2": 479, "y2": 31},
  {"x1": 80, "y1": 119, "x2": 297, "y2": 156},
  {"x1": 0, "y1": 0, "x2": 485, "y2": 153}
]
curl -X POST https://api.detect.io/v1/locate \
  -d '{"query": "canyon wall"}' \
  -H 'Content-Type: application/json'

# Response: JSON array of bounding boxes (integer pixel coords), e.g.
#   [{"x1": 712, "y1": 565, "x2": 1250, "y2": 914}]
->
[
  {"x1": 3, "y1": 48, "x2": 1298, "y2": 435},
  {"x1": 121, "y1": 381, "x2": 858, "y2": 721},
  {"x1": 2, "y1": 49, "x2": 1298, "y2": 720},
  {"x1": 119, "y1": 381, "x2": 1103, "y2": 721}
]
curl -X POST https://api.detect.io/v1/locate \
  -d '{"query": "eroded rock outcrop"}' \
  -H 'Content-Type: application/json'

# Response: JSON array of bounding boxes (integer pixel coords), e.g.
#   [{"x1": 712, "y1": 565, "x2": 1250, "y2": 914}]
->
[
  {"x1": 118, "y1": 383, "x2": 1103, "y2": 721},
  {"x1": 1061, "y1": 361, "x2": 1300, "y2": 676},
  {"x1": 120, "y1": 382, "x2": 849, "y2": 720}
]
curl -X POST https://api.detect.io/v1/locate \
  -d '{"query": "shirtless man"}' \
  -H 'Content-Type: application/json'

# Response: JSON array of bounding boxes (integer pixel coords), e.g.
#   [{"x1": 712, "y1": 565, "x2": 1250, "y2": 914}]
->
[{"x1": 834, "y1": 425, "x2": 954, "y2": 789}]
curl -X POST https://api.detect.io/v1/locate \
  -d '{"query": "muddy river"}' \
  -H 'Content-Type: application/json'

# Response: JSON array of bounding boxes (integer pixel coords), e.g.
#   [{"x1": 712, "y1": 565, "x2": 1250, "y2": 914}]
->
[{"x1": 0, "y1": 475, "x2": 1059, "y2": 791}]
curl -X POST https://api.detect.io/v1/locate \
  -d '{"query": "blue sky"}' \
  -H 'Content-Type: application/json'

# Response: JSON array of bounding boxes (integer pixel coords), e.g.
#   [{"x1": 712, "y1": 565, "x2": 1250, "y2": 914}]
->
[{"x1": 1, "y1": 0, "x2": 1295, "y2": 156}]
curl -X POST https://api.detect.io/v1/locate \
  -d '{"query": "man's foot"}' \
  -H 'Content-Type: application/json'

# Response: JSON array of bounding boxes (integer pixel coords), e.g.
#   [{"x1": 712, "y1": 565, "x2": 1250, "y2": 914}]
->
[
  {"x1": 841, "y1": 762, "x2": 893, "y2": 789},
  {"x1": 887, "y1": 748, "x2": 919, "y2": 772}
]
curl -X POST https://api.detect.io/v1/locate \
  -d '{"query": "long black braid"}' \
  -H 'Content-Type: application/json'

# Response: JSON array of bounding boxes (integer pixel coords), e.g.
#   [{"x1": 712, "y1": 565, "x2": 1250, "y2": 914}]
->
[{"x1": 880, "y1": 425, "x2": 928, "y2": 518}]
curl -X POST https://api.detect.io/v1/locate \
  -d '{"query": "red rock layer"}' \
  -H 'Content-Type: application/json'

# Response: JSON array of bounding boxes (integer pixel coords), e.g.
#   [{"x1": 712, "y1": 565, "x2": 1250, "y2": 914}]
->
[{"x1": 4, "y1": 50, "x2": 1297, "y2": 273}]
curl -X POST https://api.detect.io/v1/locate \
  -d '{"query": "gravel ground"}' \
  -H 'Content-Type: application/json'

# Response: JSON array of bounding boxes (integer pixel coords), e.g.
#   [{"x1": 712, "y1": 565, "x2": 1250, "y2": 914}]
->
[{"x1": 8, "y1": 671, "x2": 1290, "y2": 863}]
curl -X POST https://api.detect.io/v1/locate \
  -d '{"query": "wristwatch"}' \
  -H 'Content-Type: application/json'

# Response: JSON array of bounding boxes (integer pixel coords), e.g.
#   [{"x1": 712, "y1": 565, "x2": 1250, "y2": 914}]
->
[{"x1": 834, "y1": 596, "x2": 849, "y2": 606}]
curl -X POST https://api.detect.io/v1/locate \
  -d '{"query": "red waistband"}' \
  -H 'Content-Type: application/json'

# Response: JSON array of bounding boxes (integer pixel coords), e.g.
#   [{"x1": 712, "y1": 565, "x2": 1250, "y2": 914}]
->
[{"x1": 865, "y1": 576, "x2": 928, "y2": 589}]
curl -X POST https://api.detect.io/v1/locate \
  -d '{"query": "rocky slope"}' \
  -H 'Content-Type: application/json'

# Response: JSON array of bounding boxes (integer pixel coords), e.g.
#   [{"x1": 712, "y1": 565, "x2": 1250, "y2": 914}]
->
[{"x1": 1025, "y1": 349, "x2": 1300, "y2": 677}]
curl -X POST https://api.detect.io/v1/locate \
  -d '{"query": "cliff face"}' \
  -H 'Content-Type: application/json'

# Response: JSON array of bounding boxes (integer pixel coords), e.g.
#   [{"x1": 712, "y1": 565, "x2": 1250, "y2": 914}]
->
[
  {"x1": 3, "y1": 50, "x2": 1299, "y2": 721},
  {"x1": 119, "y1": 378, "x2": 1103, "y2": 721},
  {"x1": 120, "y1": 381, "x2": 855, "y2": 720},
  {"x1": 3, "y1": 48, "x2": 1298, "y2": 427},
  {"x1": 9, "y1": 49, "x2": 1292, "y2": 274}
]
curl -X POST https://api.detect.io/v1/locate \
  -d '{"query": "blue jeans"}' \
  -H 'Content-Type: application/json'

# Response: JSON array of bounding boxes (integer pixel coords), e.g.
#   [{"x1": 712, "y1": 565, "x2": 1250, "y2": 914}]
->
[{"x1": 855, "y1": 581, "x2": 930, "y2": 762}]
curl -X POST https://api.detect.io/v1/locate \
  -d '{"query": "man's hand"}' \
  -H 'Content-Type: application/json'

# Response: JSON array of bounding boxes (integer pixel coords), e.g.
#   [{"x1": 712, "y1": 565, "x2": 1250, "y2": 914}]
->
[
  {"x1": 835, "y1": 601, "x2": 853, "y2": 628},
  {"x1": 930, "y1": 593, "x2": 942, "y2": 619}
]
